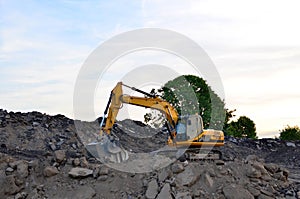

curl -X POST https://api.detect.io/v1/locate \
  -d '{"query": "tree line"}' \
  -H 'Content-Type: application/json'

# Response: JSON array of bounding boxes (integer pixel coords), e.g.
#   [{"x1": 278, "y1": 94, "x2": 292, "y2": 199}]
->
[{"x1": 145, "y1": 75, "x2": 298, "y2": 140}]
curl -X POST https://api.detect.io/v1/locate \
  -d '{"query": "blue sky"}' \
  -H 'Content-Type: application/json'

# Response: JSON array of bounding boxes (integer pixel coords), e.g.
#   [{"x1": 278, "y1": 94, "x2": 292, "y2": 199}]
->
[{"x1": 1, "y1": 0, "x2": 300, "y2": 137}]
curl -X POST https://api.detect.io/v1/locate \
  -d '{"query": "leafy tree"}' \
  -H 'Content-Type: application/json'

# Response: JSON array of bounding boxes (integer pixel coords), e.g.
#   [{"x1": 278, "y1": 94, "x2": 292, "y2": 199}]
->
[
  {"x1": 226, "y1": 116, "x2": 257, "y2": 139},
  {"x1": 146, "y1": 75, "x2": 227, "y2": 130},
  {"x1": 279, "y1": 125, "x2": 300, "y2": 140}
]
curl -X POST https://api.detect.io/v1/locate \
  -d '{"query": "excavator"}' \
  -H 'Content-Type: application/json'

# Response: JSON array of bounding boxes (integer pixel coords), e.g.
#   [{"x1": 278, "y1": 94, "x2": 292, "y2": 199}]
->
[{"x1": 86, "y1": 82, "x2": 224, "y2": 163}]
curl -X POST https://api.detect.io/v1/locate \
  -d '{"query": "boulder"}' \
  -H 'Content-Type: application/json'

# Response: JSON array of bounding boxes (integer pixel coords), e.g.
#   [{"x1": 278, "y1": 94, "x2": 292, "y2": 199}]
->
[
  {"x1": 264, "y1": 163, "x2": 279, "y2": 174},
  {"x1": 73, "y1": 158, "x2": 80, "y2": 166},
  {"x1": 175, "y1": 166, "x2": 199, "y2": 187},
  {"x1": 245, "y1": 155, "x2": 262, "y2": 164},
  {"x1": 145, "y1": 179, "x2": 158, "y2": 199},
  {"x1": 223, "y1": 184, "x2": 254, "y2": 199},
  {"x1": 158, "y1": 168, "x2": 170, "y2": 182},
  {"x1": 80, "y1": 157, "x2": 89, "y2": 168},
  {"x1": 252, "y1": 162, "x2": 268, "y2": 175},
  {"x1": 55, "y1": 150, "x2": 66, "y2": 163},
  {"x1": 43, "y1": 166, "x2": 59, "y2": 177},
  {"x1": 99, "y1": 166, "x2": 109, "y2": 176},
  {"x1": 97, "y1": 175, "x2": 108, "y2": 181},
  {"x1": 68, "y1": 167, "x2": 93, "y2": 178},
  {"x1": 286, "y1": 142, "x2": 296, "y2": 147},
  {"x1": 247, "y1": 167, "x2": 262, "y2": 178},
  {"x1": 171, "y1": 163, "x2": 184, "y2": 174},
  {"x1": 6, "y1": 167, "x2": 14, "y2": 172},
  {"x1": 16, "y1": 161, "x2": 29, "y2": 178},
  {"x1": 156, "y1": 183, "x2": 172, "y2": 199},
  {"x1": 273, "y1": 171, "x2": 287, "y2": 181},
  {"x1": 4, "y1": 175, "x2": 21, "y2": 195}
]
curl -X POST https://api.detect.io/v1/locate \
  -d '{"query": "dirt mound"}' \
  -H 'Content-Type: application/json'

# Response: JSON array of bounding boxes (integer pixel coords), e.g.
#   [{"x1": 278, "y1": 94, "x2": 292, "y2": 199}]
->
[{"x1": 0, "y1": 109, "x2": 299, "y2": 199}]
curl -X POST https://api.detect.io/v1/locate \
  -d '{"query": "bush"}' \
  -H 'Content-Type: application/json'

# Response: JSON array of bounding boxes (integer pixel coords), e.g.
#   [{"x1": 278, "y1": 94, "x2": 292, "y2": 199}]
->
[
  {"x1": 279, "y1": 125, "x2": 300, "y2": 140},
  {"x1": 226, "y1": 116, "x2": 257, "y2": 139}
]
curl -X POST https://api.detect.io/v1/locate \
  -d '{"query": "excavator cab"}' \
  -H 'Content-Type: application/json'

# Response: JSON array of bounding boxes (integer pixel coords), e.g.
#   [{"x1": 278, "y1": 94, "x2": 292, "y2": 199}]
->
[{"x1": 175, "y1": 115, "x2": 204, "y2": 142}]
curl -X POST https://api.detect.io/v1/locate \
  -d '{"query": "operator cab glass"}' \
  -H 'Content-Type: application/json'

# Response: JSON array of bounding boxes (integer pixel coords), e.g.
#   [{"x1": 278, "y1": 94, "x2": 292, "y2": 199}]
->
[
  {"x1": 176, "y1": 115, "x2": 204, "y2": 141},
  {"x1": 176, "y1": 115, "x2": 203, "y2": 141},
  {"x1": 176, "y1": 121, "x2": 187, "y2": 141}
]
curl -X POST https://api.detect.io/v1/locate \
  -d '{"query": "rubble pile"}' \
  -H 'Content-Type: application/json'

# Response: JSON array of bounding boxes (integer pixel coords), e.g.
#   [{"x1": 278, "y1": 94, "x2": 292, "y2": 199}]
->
[{"x1": 0, "y1": 109, "x2": 299, "y2": 198}]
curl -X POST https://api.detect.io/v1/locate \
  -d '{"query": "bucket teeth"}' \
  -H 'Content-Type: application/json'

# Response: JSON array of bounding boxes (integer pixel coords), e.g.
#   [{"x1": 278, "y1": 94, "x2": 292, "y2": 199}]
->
[{"x1": 86, "y1": 136, "x2": 129, "y2": 163}]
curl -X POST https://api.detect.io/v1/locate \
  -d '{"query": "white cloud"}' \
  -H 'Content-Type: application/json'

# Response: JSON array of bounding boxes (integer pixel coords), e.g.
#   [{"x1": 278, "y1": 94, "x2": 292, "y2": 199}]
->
[
  {"x1": 1, "y1": 0, "x2": 299, "y2": 138},
  {"x1": 139, "y1": 0, "x2": 300, "y2": 137}
]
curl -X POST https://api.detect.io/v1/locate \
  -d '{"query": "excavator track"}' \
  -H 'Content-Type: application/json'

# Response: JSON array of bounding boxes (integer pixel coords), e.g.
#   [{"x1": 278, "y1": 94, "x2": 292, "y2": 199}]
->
[
  {"x1": 185, "y1": 148, "x2": 222, "y2": 161},
  {"x1": 151, "y1": 146, "x2": 222, "y2": 162}
]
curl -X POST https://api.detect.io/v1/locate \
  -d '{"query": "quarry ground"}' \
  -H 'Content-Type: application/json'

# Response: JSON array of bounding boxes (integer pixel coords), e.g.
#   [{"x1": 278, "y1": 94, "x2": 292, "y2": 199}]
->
[{"x1": 0, "y1": 109, "x2": 299, "y2": 199}]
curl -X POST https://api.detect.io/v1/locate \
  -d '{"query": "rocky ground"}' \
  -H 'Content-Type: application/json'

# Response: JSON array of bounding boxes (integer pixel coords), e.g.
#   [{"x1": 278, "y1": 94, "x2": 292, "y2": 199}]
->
[{"x1": 0, "y1": 109, "x2": 299, "y2": 199}]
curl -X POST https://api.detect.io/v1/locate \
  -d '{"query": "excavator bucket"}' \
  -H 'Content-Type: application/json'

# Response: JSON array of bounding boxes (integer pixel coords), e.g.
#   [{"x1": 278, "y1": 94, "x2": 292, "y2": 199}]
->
[{"x1": 86, "y1": 135, "x2": 129, "y2": 163}]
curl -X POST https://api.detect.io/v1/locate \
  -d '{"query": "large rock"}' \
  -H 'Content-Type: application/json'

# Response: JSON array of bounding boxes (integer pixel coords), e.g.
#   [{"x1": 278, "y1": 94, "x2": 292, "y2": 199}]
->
[
  {"x1": 43, "y1": 166, "x2": 59, "y2": 177},
  {"x1": 252, "y1": 162, "x2": 268, "y2": 175},
  {"x1": 55, "y1": 150, "x2": 66, "y2": 163},
  {"x1": 145, "y1": 179, "x2": 159, "y2": 199},
  {"x1": 158, "y1": 168, "x2": 170, "y2": 182},
  {"x1": 223, "y1": 184, "x2": 254, "y2": 199},
  {"x1": 264, "y1": 163, "x2": 279, "y2": 174},
  {"x1": 273, "y1": 171, "x2": 287, "y2": 181},
  {"x1": 16, "y1": 160, "x2": 29, "y2": 178},
  {"x1": 175, "y1": 166, "x2": 199, "y2": 187},
  {"x1": 286, "y1": 142, "x2": 296, "y2": 147},
  {"x1": 156, "y1": 183, "x2": 172, "y2": 199},
  {"x1": 171, "y1": 163, "x2": 184, "y2": 174},
  {"x1": 80, "y1": 157, "x2": 89, "y2": 168},
  {"x1": 245, "y1": 155, "x2": 262, "y2": 164},
  {"x1": 4, "y1": 175, "x2": 21, "y2": 195},
  {"x1": 68, "y1": 167, "x2": 93, "y2": 178},
  {"x1": 99, "y1": 166, "x2": 109, "y2": 175},
  {"x1": 247, "y1": 167, "x2": 262, "y2": 178}
]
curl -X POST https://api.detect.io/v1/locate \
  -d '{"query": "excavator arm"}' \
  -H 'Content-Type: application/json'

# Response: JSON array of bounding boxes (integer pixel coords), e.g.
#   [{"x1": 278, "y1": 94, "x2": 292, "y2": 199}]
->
[{"x1": 101, "y1": 82, "x2": 179, "y2": 137}]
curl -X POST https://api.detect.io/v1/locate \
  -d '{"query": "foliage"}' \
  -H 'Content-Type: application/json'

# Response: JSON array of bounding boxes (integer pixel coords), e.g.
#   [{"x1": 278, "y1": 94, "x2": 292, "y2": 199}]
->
[
  {"x1": 226, "y1": 116, "x2": 257, "y2": 139},
  {"x1": 145, "y1": 75, "x2": 227, "y2": 130},
  {"x1": 279, "y1": 125, "x2": 300, "y2": 140}
]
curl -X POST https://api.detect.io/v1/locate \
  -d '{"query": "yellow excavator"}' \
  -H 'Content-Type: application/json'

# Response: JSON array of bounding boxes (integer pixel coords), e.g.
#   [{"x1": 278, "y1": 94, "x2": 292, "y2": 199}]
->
[{"x1": 86, "y1": 82, "x2": 224, "y2": 163}]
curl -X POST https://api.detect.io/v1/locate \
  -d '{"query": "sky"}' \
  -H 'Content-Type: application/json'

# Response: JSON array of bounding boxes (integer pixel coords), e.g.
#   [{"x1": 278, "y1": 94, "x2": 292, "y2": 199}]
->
[{"x1": 1, "y1": 0, "x2": 300, "y2": 138}]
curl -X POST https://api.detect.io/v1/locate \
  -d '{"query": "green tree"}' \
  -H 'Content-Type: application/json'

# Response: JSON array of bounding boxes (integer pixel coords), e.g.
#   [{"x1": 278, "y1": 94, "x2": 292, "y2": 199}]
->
[
  {"x1": 226, "y1": 116, "x2": 257, "y2": 139},
  {"x1": 158, "y1": 75, "x2": 226, "y2": 130},
  {"x1": 279, "y1": 125, "x2": 300, "y2": 140}
]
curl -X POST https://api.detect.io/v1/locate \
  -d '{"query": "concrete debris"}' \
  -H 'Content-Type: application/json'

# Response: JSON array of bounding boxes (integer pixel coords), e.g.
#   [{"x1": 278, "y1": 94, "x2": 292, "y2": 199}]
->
[
  {"x1": 286, "y1": 142, "x2": 296, "y2": 147},
  {"x1": 68, "y1": 167, "x2": 93, "y2": 178},
  {"x1": 223, "y1": 184, "x2": 254, "y2": 199},
  {"x1": 171, "y1": 162, "x2": 184, "y2": 174},
  {"x1": 175, "y1": 165, "x2": 199, "y2": 187},
  {"x1": 0, "y1": 109, "x2": 299, "y2": 198},
  {"x1": 145, "y1": 179, "x2": 159, "y2": 199},
  {"x1": 54, "y1": 150, "x2": 66, "y2": 163},
  {"x1": 156, "y1": 183, "x2": 172, "y2": 199},
  {"x1": 43, "y1": 166, "x2": 59, "y2": 177}
]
